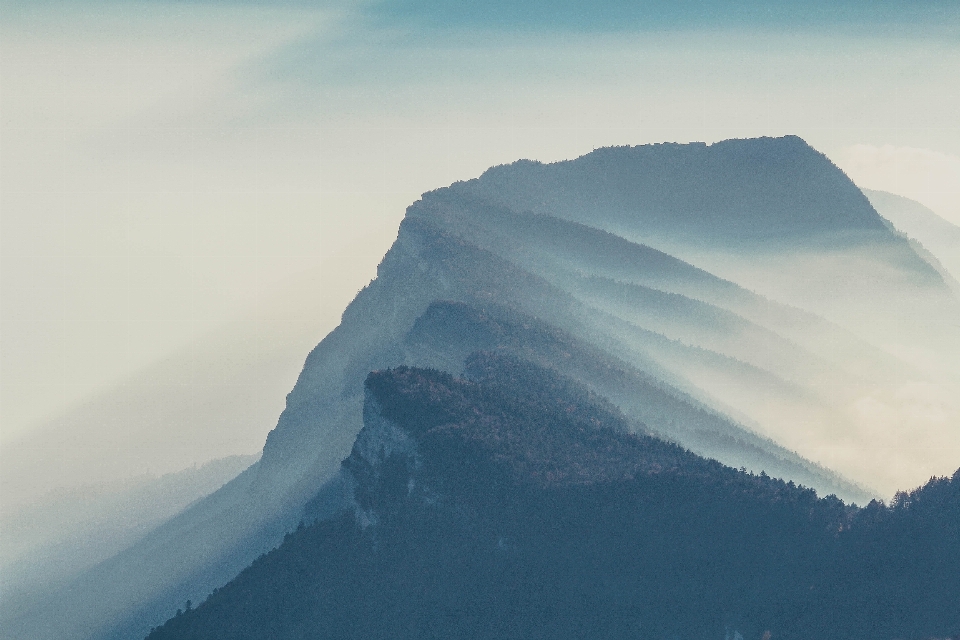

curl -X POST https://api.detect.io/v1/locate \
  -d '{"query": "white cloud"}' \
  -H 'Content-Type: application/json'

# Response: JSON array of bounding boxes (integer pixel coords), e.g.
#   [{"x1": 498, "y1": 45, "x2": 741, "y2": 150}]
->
[
  {"x1": 0, "y1": 3, "x2": 337, "y2": 440},
  {"x1": 848, "y1": 381, "x2": 960, "y2": 497}
]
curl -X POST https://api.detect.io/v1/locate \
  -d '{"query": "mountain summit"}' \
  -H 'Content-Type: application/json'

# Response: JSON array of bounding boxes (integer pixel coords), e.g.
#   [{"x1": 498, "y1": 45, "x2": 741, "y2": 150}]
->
[{"x1": 456, "y1": 136, "x2": 890, "y2": 245}]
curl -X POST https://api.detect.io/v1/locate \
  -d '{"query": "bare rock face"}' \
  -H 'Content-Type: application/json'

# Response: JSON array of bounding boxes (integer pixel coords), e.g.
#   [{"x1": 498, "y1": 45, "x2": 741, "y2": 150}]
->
[{"x1": 342, "y1": 392, "x2": 422, "y2": 529}]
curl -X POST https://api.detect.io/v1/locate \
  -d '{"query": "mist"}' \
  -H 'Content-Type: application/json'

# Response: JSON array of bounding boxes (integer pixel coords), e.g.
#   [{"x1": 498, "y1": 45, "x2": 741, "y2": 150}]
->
[
  {"x1": 4, "y1": 0, "x2": 959, "y2": 448},
  {"x1": 2, "y1": 3, "x2": 959, "y2": 638}
]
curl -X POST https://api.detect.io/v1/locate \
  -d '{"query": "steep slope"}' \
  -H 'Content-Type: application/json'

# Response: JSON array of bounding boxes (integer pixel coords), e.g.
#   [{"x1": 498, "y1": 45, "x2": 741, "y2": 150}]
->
[
  {"x1": 68, "y1": 218, "x2": 846, "y2": 640},
  {"x1": 0, "y1": 271, "x2": 352, "y2": 639},
  {"x1": 865, "y1": 188, "x2": 960, "y2": 285},
  {"x1": 145, "y1": 362, "x2": 960, "y2": 640},
  {"x1": 6, "y1": 215, "x2": 632, "y2": 640}
]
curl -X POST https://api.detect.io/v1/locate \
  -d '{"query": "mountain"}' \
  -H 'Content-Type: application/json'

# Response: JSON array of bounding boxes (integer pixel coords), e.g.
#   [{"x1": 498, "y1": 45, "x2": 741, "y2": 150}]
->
[
  {"x1": 145, "y1": 361, "x2": 960, "y2": 640},
  {"x1": 6, "y1": 136, "x2": 957, "y2": 640}
]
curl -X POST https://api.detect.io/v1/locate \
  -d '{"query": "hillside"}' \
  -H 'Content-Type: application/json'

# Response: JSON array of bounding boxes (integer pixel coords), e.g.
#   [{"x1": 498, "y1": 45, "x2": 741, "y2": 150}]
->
[{"x1": 146, "y1": 361, "x2": 960, "y2": 640}]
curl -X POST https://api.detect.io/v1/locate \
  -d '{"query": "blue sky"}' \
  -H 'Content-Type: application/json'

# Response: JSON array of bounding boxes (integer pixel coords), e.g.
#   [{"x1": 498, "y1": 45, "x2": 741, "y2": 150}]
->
[{"x1": 367, "y1": 0, "x2": 960, "y2": 32}]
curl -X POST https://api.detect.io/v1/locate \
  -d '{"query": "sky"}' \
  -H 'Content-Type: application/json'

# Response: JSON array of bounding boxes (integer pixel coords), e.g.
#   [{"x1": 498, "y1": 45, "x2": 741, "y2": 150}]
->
[{"x1": 1, "y1": 0, "x2": 959, "y2": 449}]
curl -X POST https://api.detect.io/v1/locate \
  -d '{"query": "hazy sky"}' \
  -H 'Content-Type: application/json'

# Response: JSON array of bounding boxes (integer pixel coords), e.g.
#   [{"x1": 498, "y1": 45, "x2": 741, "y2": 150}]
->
[{"x1": 2, "y1": 0, "x2": 959, "y2": 444}]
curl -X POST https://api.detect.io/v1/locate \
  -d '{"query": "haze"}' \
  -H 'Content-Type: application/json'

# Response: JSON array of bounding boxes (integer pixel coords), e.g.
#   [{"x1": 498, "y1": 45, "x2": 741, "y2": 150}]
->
[{"x1": 2, "y1": 0, "x2": 959, "y2": 503}]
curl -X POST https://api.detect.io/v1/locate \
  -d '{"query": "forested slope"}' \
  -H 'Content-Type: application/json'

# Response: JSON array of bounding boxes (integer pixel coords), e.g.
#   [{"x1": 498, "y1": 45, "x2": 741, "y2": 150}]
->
[{"x1": 147, "y1": 359, "x2": 960, "y2": 640}]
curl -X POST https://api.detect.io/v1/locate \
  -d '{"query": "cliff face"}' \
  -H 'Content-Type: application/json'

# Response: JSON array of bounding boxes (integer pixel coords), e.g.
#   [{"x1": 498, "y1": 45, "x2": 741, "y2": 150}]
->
[{"x1": 146, "y1": 361, "x2": 960, "y2": 640}]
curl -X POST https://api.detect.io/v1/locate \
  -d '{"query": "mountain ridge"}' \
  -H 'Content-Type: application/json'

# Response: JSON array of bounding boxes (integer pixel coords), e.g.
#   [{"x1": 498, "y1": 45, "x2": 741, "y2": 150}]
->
[
  {"x1": 454, "y1": 136, "x2": 891, "y2": 245},
  {"x1": 6, "y1": 135, "x2": 956, "y2": 640}
]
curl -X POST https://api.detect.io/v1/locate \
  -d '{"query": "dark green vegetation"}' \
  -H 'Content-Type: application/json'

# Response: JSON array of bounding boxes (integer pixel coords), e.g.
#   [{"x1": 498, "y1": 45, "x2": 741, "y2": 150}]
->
[{"x1": 147, "y1": 358, "x2": 960, "y2": 640}]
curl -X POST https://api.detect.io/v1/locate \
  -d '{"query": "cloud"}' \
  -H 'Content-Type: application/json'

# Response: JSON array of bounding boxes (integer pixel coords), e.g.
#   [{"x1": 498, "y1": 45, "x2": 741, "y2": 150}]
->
[{"x1": 848, "y1": 381, "x2": 960, "y2": 496}]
